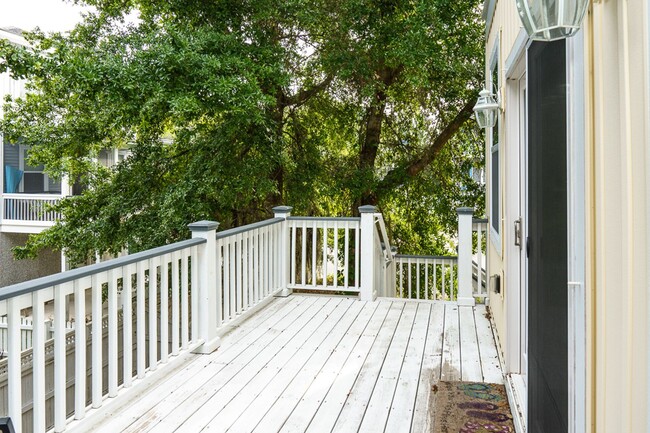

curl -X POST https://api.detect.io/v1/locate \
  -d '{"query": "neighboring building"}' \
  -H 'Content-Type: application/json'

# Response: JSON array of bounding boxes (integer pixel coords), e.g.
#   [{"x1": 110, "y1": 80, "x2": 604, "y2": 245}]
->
[
  {"x1": 481, "y1": 1, "x2": 649, "y2": 432},
  {"x1": 1, "y1": 27, "x2": 65, "y2": 286},
  {"x1": 0, "y1": 27, "x2": 129, "y2": 287}
]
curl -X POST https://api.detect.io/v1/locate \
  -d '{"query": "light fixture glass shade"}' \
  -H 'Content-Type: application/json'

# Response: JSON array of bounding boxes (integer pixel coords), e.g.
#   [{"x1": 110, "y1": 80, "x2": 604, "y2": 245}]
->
[
  {"x1": 473, "y1": 89, "x2": 499, "y2": 129},
  {"x1": 516, "y1": 0, "x2": 589, "y2": 41}
]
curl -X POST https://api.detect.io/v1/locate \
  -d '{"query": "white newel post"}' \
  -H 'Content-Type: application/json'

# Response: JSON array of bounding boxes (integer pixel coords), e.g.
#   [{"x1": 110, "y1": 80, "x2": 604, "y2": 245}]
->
[
  {"x1": 273, "y1": 205, "x2": 293, "y2": 297},
  {"x1": 457, "y1": 207, "x2": 476, "y2": 306},
  {"x1": 188, "y1": 220, "x2": 221, "y2": 354},
  {"x1": 359, "y1": 205, "x2": 377, "y2": 301}
]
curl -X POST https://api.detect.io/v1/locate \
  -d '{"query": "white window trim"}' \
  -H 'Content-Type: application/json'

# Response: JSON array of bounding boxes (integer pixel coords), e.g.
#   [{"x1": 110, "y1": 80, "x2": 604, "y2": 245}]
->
[{"x1": 489, "y1": 39, "x2": 502, "y2": 256}]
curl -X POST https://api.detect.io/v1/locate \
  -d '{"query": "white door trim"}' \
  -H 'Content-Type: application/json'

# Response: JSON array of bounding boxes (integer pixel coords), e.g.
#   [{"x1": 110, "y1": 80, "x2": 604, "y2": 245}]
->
[{"x1": 566, "y1": 31, "x2": 587, "y2": 433}]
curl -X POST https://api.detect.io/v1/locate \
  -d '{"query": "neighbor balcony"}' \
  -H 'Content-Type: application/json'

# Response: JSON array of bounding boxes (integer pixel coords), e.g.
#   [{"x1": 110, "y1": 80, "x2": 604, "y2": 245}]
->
[{"x1": 0, "y1": 206, "x2": 498, "y2": 433}]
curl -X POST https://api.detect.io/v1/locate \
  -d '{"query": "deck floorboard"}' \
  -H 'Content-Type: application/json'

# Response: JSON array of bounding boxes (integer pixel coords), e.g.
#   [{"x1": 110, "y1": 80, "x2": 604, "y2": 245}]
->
[{"x1": 83, "y1": 295, "x2": 503, "y2": 433}]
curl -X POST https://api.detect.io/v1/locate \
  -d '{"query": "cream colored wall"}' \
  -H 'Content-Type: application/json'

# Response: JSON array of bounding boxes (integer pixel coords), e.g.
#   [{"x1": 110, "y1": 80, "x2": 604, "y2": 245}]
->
[
  {"x1": 586, "y1": 0, "x2": 649, "y2": 431},
  {"x1": 484, "y1": 0, "x2": 524, "y2": 368}
]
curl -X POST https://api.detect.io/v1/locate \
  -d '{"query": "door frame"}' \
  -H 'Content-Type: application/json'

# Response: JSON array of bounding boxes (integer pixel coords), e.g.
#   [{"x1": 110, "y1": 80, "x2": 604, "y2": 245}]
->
[
  {"x1": 504, "y1": 41, "x2": 529, "y2": 432},
  {"x1": 566, "y1": 31, "x2": 587, "y2": 433},
  {"x1": 502, "y1": 29, "x2": 587, "y2": 433}
]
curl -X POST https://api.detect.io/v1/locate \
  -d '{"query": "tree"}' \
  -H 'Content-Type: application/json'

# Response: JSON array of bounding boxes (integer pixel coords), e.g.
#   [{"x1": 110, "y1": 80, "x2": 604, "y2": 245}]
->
[{"x1": 0, "y1": 0, "x2": 484, "y2": 265}]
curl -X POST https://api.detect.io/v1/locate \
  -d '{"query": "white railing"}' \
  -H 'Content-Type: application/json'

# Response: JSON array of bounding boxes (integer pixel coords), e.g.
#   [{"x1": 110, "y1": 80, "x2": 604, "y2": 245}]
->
[
  {"x1": 286, "y1": 217, "x2": 361, "y2": 292},
  {"x1": 216, "y1": 218, "x2": 285, "y2": 325},
  {"x1": 2, "y1": 194, "x2": 62, "y2": 223},
  {"x1": 0, "y1": 317, "x2": 73, "y2": 353},
  {"x1": 395, "y1": 255, "x2": 458, "y2": 300},
  {"x1": 0, "y1": 237, "x2": 204, "y2": 433},
  {"x1": 390, "y1": 208, "x2": 486, "y2": 304},
  {"x1": 0, "y1": 204, "x2": 484, "y2": 432},
  {"x1": 472, "y1": 218, "x2": 488, "y2": 300}
]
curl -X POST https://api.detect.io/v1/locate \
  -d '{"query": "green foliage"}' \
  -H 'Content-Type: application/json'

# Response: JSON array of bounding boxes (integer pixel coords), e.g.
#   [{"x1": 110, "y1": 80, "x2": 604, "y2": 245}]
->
[{"x1": 1, "y1": 0, "x2": 484, "y2": 264}]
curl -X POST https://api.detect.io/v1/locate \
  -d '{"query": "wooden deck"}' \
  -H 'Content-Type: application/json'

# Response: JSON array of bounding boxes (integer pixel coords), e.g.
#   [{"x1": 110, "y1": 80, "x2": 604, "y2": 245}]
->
[{"x1": 78, "y1": 295, "x2": 502, "y2": 433}]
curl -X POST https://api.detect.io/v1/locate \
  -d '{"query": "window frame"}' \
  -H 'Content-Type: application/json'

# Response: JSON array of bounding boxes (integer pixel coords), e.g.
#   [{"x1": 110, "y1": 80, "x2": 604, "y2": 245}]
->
[{"x1": 488, "y1": 40, "x2": 502, "y2": 255}]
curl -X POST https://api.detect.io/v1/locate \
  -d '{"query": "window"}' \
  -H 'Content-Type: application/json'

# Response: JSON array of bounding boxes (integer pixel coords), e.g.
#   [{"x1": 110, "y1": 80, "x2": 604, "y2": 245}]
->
[
  {"x1": 489, "y1": 42, "x2": 501, "y2": 251},
  {"x1": 18, "y1": 144, "x2": 61, "y2": 194}
]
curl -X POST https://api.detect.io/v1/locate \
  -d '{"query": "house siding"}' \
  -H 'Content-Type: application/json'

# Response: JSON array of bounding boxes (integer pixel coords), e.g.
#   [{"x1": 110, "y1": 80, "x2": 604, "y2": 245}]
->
[
  {"x1": 485, "y1": 0, "x2": 650, "y2": 431},
  {"x1": 587, "y1": 1, "x2": 649, "y2": 431},
  {"x1": 484, "y1": 0, "x2": 524, "y2": 376}
]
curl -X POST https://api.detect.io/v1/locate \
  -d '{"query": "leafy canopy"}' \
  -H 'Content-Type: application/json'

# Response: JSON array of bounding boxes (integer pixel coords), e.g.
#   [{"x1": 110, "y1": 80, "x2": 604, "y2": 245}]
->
[{"x1": 0, "y1": 0, "x2": 484, "y2": 265}]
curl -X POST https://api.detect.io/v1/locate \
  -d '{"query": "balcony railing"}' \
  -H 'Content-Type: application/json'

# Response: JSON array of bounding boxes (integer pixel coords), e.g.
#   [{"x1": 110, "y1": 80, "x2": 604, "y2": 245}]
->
[
  {"x1": 1, "y1": 194, "x2": 62, "y2": 232},
  {"x1": 0, "y1": 205, "x2": 485, "y2": 433}
]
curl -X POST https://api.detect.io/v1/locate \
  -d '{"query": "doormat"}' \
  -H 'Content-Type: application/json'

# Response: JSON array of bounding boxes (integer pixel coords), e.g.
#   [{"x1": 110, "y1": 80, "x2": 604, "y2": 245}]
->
[{"x1": 431, "y1": 381, "x2": 515, "y2": 433}]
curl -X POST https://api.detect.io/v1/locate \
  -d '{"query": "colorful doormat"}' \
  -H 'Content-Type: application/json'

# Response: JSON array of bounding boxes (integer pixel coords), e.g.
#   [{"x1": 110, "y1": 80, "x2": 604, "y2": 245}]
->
[{"x1": 431, "y1": 381, "x2": 515, "y2": 433}]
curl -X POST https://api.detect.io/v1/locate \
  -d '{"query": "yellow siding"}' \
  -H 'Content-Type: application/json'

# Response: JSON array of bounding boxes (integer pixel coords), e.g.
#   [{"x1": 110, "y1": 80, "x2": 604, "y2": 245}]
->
[
  {"x1": 486, "y1": 0, "x2": 650, "y2": 431},
  {"x1": 588, "y1": 0, "x2": 649, "y2": 431},
  {"x1": 485, "y1": 0, "x2": 525, "y2": 367}
]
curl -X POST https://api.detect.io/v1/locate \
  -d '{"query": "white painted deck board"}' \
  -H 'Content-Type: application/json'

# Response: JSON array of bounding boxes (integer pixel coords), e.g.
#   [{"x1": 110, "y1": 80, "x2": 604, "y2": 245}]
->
[
  {"x1": 474, "y1": 305, "x2": 503, "y2": 384},
  {"x1": 81, "y1": 296, "x2": 503, "y2": 433},
  {"x1": 459, "y1": 306, "x2": 483, "y2": 382}
]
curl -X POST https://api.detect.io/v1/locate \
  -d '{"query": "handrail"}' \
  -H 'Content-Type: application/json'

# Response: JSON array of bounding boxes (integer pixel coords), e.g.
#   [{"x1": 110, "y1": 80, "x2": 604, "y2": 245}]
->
[
  {"x1": 374, "y1": 213, "x2": 393, "y2": 260},
  {"x1": 472, "y1": 218, "x2": 488, "y2": 224},
  {"x1": 2, "y1": 193, "x2": 65, "y2": 200},
  {"x1": 287, "y1": 216, "x2": 361, "y2": 222},
  {"x1": 216, "y1": 218, "x2": 283, "y2": 239},
  {"x1": 395, "y1": 254, "x2": 458, "y2": 260},
  {"x1": 0, "y1": 237, "x2": 206, "y2": 300}
]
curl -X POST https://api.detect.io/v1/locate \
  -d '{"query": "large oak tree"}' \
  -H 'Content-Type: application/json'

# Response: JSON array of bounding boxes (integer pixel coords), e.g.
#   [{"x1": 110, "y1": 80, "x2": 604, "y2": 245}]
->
[{"x1": 0, "y1": 0, "x2": 484, "y2": 264}]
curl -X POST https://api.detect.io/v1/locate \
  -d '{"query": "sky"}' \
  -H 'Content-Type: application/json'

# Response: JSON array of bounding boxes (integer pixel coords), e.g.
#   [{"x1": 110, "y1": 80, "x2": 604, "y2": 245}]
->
[{"x1": 0, "y1": 0, "x2": 90, "y2": 32}]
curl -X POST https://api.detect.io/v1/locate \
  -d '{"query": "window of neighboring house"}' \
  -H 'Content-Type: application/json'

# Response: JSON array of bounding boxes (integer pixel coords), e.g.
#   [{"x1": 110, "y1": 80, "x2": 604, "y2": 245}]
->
[
  {"x1": 489, "y1": 42, "x2": 501, "y2": 252},
  {"x1": 19, "y1": 145, "x2": 61, "y2": 194}
]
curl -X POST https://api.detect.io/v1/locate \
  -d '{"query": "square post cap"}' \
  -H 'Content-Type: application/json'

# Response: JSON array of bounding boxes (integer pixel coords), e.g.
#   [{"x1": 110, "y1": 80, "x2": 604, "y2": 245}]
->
[
  {"x1": 0, "y1": 417, "x2": 15, "y2": 433},
  {"x1": 358, "y1": 205, "x2": 378, "y2": 214},
  {"x1": 188, "y1": 220, "x2": 220, "y2": 232},
  {"x1": 272, "y1": 206, "x2": 293, "y2": 215},
  {"x1": 456, "y1": 207, "x2": 475, "y2": 215}
]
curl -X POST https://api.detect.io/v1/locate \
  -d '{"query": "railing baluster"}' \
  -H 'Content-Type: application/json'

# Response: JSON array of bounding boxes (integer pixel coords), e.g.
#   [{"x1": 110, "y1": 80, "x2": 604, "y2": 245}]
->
[
  {"x1": 181, "y1": 249, "x2": 189, "y2": 348},
  {"x1": 160, "y1": 255, "x2": 169, "y2": 363},
  {"x1": 344, "y1": 221, "x2": 349, "y2": 288},
  {"x1": 433, "y1": 260, "x2": 438, "y2": 300},
  {"x1": 149, "y1": 258, "x2": 158, "y2": 370},
  {"x1": 108, "y1": 269, "x2": 119, "y2": 396},
  {"x1": 290, "y1": 223, "x2": 297, "y2": 286},
  {"x1": 229, "y1": 238, "x2": 236, "y2": 316},
  {"x1": 137, "y1": 261, "x2": 146, "y2": 378},
  {"x1": 408, "y1": 257, "x2": 412, "y2": 298},
  {"x1": 74, "y1": 279, "x2": 87, "y2": 418},
  {"x1": 243, "y1": 233, "x2": 249, "y2": 310},
  {"x1": 215, "y1": 240, "x2": 223, "y2": 327},
  {"x1": 171, "y1": 252, "x2": 180, "y2": 356},
  {"x1": 33, "y1": 289, "x2": 46, "y2": 431},
  {"x1": 223, "y1": 240, "x2": 230, "y2": 322},
  {"x1": 123, "y1": 264, "x2": 133, "y2": 386},
  {"x1": 301, "y1": 221, "x2": 307, "y2": 286},
  {"x1": 191, "y1": 246, "x2": 199, "y2": 342},
  {"x1": 54, "y1": 283, "x2": 67, "y2": 431},
  {"x1": 355, "y1": 224, "x2": 360, "y2": 289},
  {"x1": 253, "y1": 229, "x2": 260, "y2": 303},
  {"x1": 322, "y1": 221, "x2": 328, "y2": 287},
  {"x1": 442, "y1": 262, "x2": 447, "y2": 300},
  {"x1": 7, "y1": 297, "x2": 22, "y2": 433},
  {"x1": 333, "y1": 221, "x2": 339, "y2": 289},
  {"x1": 416, "y1": 259, "x2": 421, "y2": 300},
  {"x1": 424, "y1": 261, "x2": 429, "y2": 300},
  {"x1": 312, "y1": 221, "x2": 317, "y2": 287},
  {"x1": 236, "y1": 234, "x2": 243, "y2": 314},
  {"x1": 92, "y1": 274, "x2": 103, "y2": 407}
]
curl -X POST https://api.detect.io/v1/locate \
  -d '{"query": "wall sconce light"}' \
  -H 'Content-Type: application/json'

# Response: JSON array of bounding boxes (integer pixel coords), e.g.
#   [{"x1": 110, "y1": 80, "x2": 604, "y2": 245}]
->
[
  {"x1": 515, "y1": 0, "x2": 589, "y2": 41},
  {"x1": 473, "y1": 88, "x2": 500, "y2": 129}
]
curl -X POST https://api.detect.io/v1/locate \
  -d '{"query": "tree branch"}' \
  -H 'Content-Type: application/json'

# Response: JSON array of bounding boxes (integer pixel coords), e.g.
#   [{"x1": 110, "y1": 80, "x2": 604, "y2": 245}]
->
[
  {"x1": 376, "y1": 96, "x2": 477, "y2": 196},
  {"x1": 283, "y1": 75, "x2": 333, "y2": 107}
]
